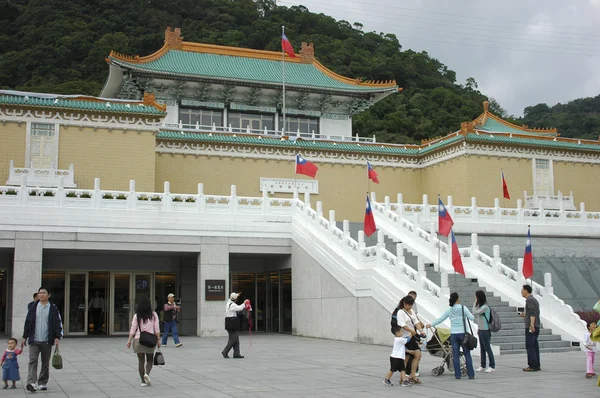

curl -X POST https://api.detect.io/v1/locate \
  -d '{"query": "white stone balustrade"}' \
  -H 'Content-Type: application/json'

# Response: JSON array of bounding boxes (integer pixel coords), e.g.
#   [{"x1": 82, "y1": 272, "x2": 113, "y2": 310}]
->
[
  {"x1": 375, "y1": 193, "x2": 600, "y2": 237},
  {"x1": 371, "y1": 196, "x2": 588, "y2": 343},
  {"x1": 6, "y1": 160, "x2": 76, "y2": 188}
]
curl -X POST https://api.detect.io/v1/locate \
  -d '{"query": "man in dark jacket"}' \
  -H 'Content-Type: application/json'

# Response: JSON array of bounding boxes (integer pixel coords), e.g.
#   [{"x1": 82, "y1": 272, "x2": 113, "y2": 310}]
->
[{"x1": 21, "y1": 287, "x2": 63, "y2": 392}]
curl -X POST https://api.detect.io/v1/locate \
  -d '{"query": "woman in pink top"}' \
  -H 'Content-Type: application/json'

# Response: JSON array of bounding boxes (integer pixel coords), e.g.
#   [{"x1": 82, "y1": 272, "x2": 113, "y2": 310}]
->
[{"x1": 126, "y1": 296, "x2": 160, "y2": 387}]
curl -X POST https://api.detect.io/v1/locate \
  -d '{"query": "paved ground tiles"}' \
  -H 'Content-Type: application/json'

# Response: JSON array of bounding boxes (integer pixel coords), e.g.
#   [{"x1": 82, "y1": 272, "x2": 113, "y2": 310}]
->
[{"x1": 1, "y1": 334, "x2": 598, "y2": 397}]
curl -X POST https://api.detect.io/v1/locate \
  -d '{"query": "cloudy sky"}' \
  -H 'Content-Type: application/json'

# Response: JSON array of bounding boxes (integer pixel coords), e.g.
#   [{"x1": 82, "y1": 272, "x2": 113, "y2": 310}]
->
[{"x1": 282, "y1": 0, "x2": 600, "y2": 116}]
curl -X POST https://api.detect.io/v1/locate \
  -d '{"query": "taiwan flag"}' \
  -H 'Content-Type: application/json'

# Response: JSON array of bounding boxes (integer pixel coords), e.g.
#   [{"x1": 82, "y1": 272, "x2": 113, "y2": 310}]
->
[
  {"x1": 295, "y1": 154, "x2": 318, "y2": 178},
  {"x1": 438, "y1": 197, "x2": 454, "y2": 237},
  {"x1": 367, "y1": 161, "x2": 379, "y2": 184},
  {"x1": 282, "y1": 33, "x2": 296, "y2": 57},
  {"x1": 523, "y1": 227, "x2": 533, "y2": 279},
  {"x1": 451, "y1": 230, "x2": 465, "y2": 276},
  {"x1": 501, "y1": 170, "x2": 510, "y2": 199},
  {"x1": 364, "y1": 195, "x2": 377, "y2": 237}
]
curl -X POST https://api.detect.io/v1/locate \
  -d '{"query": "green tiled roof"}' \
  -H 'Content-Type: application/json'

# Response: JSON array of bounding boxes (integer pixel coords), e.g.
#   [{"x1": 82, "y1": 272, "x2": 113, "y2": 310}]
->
[
  {"x1": 479, "y1": 117, "x2": 555, "y2": 136},
  {"x1": 0, "y1": 93, "x2": 166, "y2": 115},
  {"x1": 111, "y1": 50, "x2": 397, "y2": 93},
  {"x1": 157, "y1": 130, "x2": 420, "y2": 155},
  {"x1": 466, "y1": 133, "x2": 600, "y2": 152}
]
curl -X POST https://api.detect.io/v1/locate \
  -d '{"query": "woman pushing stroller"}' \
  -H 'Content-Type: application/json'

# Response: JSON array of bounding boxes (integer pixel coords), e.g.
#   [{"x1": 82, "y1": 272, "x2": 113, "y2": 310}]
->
[{"x1": 426, "y1": 292, "x2": 476, "y2": 380}]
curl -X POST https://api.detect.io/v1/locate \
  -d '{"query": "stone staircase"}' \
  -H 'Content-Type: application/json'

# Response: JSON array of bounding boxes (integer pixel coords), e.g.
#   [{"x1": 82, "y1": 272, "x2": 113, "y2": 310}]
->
[{"x1": 347, "y1": 223, "x2": 579, "y2": 355}]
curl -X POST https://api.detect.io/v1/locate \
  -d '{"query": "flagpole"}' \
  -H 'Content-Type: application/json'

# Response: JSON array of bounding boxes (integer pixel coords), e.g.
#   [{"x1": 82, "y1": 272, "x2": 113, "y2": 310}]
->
[{"x1": 282, "y1": 25, "x2": 287, "y2": 136}]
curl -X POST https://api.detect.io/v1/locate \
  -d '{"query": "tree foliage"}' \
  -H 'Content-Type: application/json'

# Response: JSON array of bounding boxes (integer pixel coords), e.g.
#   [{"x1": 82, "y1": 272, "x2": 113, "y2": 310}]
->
[{"x1": 0, "y1": 0, "x2": 594, "y2": 142}]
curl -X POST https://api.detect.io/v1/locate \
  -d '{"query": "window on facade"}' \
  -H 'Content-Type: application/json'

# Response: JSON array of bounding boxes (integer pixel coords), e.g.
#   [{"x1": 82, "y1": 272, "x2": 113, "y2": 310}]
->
[
  {"x1": 279, "y1": 116, "x2": 319, "y2": 135},
  {"x1": 228, "y1": 112, "x2": 274, "y2": 132},
  {"x1": 179, "y1": 108, "x2": 223, "y2": 128},
  {"x1": 29, "y1": 123, "x2": 56, "y2": 169},
  {"x1": 535, "y1": 159, "x2": 550, "y2": 170}
]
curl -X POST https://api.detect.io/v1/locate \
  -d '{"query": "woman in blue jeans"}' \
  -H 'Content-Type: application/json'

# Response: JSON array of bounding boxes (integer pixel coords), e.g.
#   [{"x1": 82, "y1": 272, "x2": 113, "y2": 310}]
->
[
  {"x1": 473, "y1": 290, "x2": 496, "y2": 372},
  {"x1": 427, "y1": 292, "x2": 475, "y2": 379}
]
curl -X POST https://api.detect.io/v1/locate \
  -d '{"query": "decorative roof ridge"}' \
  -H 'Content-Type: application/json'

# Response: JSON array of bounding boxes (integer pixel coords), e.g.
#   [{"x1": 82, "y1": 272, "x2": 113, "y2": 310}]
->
[
  {"x1": 474, "y1": 101, "x2": 558, "y2": 135},
  {"x1": 469, "y1": 131, "x2": 600, "y2": 146},
  {"x1": 107, "y1": 27, "x2": 401, "y2": 90}
]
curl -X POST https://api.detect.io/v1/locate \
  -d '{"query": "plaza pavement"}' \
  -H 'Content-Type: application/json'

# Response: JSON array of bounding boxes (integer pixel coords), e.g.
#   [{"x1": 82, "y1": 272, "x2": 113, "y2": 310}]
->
[{"x1": 2, "y1": 334, "x2": 597, "y2": 397}]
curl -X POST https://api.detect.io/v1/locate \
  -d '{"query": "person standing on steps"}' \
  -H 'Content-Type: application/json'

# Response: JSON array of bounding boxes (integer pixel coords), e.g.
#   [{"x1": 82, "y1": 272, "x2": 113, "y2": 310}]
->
[
  {"x1": 222, "y1": 292, "x2": 248, "y2": 359},
  {"x1": 521, "y1": 284, "x2": 541, "y2": 372},
  {"x1": 473, "y1": 290, "x2": 496, "y2": 373},
  {"x1": 162, "y1": 294, "x2": 182, "y2": 348}
]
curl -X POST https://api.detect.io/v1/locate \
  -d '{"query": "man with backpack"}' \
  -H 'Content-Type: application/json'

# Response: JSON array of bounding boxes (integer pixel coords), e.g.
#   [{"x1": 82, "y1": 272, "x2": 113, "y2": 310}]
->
[
  {"x1": 473, "y1": 290, "x2": 497, "y2": 373},
  {"x1": 21, "y1": 287, "x2": 63, "y2": 392}
]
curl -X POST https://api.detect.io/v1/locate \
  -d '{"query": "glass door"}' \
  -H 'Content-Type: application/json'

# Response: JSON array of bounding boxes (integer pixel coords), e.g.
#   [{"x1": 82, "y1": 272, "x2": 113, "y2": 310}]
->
[
  {"x1": 66, "y1": 273, "x2": 88, "y2": 335},
  {"x1": 88, "y1": 272, "x2": 109, "y2": 335},
  {"x1": 111, "y1": 273, "x2": 132, "y2": 335}
]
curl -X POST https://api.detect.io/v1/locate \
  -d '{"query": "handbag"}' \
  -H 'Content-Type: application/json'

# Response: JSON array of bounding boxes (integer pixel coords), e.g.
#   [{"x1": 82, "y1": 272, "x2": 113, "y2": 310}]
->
[
  {"x1": 462, "y1": 306, "x2": 478, "y2": 350},
  {"x1": 137, "y1": 314, "x2": 157, "y2": 348},
  {"x1": 51, "y1": 346, "x2": 63, "y2": 370},
  {"x1": 224, "y1": 303, "x2": 240, "y2": 331},
  {"x1": 153, "y1": 348, "x2": 165, "y2": 366}
]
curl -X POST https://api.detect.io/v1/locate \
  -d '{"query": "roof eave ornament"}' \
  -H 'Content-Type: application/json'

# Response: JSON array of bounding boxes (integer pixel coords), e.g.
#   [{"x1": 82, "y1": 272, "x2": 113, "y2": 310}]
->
[
  {"x1": 300, "y1": 42, "x2": 315, "y2": 64},
  {"x1": 165, "y1": 26, "x2": 183, "y2": 50},
  {"x1": 143, "y1": 92, "x2": 167, "y2": 112}
]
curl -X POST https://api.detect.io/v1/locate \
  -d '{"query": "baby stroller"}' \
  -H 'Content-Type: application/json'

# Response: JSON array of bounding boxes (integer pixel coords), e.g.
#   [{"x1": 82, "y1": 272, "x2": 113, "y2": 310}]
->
[{"x1": 427, "y1": 327, "x2": 467, "y2": 377}]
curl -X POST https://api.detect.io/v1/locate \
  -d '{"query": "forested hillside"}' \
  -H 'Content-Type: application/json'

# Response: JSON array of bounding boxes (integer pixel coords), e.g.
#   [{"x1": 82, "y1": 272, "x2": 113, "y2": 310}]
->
[{"x1": 0, "y1": 0, "x2": 597, "y2": 142}]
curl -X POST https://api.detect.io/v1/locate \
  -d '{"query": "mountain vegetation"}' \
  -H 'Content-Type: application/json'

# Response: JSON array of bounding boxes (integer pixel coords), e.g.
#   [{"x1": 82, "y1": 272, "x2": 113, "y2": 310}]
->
[{"x1": 0, "y1": 0, "x2": 597, "y2": 142}]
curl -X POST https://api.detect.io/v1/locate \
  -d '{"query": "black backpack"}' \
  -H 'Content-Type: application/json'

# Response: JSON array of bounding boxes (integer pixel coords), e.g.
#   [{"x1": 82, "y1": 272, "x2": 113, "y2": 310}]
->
[{"x1": 390, "y1": 307, "x2": 400, "y2": 334}]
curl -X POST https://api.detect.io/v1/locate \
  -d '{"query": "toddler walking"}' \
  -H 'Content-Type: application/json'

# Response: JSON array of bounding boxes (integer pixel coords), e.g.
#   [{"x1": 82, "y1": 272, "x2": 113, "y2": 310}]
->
[
  {"x1": 584, "y1": 322, "x2": 598, "y2": 379},
  {"x1": 2, "y1": 338, "x2": 23, "y2": 389},
  {"x1": 383, "y1": 326, "x2": 415, "y2": 387}
]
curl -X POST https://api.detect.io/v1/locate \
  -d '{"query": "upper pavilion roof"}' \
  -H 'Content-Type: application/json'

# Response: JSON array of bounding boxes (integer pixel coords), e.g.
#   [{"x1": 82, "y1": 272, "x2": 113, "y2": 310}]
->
[
  {"x1": 472, "y1": 101, "x2": 557, "y2": 136},
  {"x1": 104, "y1": 27, "x2": 401, "y2": 95}
]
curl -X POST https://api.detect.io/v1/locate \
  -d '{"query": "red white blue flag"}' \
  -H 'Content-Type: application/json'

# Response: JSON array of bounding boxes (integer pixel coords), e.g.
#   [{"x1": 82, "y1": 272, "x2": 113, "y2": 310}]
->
[
  {"x1": 295, "y1": 154, "x2": 318, "y2": 178},
  {"x1": 501, "y1": 170, "x2": 510, "y2": 199},
  {"x1": 364, "y1": 195, "x2": 377, "y2": 237},
  {"x1": 451, "y1": 230, "x2": 465, "y2": 276},
  {"x1": 438, "y1": 197, "x2": 454, "y2": 237},
  {"x1": 523, "y1": 227, "x2": 533, "y2": 279},
  {"x1": 367, "y1": 161, "x2": 379, "y2": 184},
  {"x1": 282, "y1": 33, "x2": 296, "y2": 57}
]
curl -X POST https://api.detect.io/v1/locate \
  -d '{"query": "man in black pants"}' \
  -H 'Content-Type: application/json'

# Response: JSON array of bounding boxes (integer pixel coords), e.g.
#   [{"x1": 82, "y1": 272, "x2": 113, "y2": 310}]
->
[
  {"x1": 521, "y1": 284, "x2": 541, "y2": 371},
  {"x1": 222, "y1": 292, "x2": 247, "y2": 359}
]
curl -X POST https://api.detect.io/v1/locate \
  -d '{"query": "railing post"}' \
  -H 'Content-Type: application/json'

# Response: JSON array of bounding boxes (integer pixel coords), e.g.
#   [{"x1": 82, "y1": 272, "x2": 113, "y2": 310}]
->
[
  {"x1": 329, "y1": 210, "x2": 336, "y2": 231},
  {"x1": 358, "y1": 230, "x2": 365, "y2": 251},
  {"x1": 316, "y1": 201, "x2": 323, "y2": 218},
  {"x1": 228, "y1": 124, "x2": 233, "y2": 132},
  {"x1": 494, "y1": 198, "x2": 501, "y2": 222},
  {"x1": 518, "y1": 258, "x2": 526, "y2": 286},
  {"x1": 422, "y1": 194, "x2": 429, "y2": 222},
  {"x1": 471, "y1": 197, "x2": 478, "y2": 222},
  {"x1": 377, "y1": 229, "x2": 385, "y2": 250},
  {"x1": 559, "y1": 196, "x2": 566, "y2": 223},
  {"x1": 417, "y1": 257, "x2": 426, "y2": 278},
  {"x1": 212, "y1": 122, "x2": 217, "y2": 132},
  {"x1": 492, "y1": 245, "x2": 501, "y2": 275},
  {"x1": 470, "y1": 233, "x2": 479, "y2": 252},
  {"x1": 538, "y1": 199, "x2": 545, "y2": 224},
  {"x1": 261, "y1": 189, "x2": 269, "y2": 215},
  {"x1": 196, "y1": 121, "x2": 200, "y2": 130},
  {"x1": 128, "y1": 180, "x2": 137, "y2": 210},
  {"x1": 544, "y1": 273, "x2": 554, "y2": 296},
  {"x1": 93, "y1": 178, "x2": 101, "y2": 209},
  {"x1": 396, "y1": 193, "x2": 404, "y2": 218},
  {"x1": 293, "y1": 188, "x2": 299, "y2": 201},
  {"x1": 163, "y1": 181, "x2": 171, "y2": 212},
  {"x1": 441, "y1": 271, "x2": 450, "y2": 296},
  {"x1": 580, "y1": 202, "x2": 587, "y2": 225},
  {"x1": 370, "y1": 191, "x2": 376, "y2": 203},
  {"x1": 343, "y1": 220, "x2": 350, "y2": 239},
  {"x1": 447, "y1": 195, "x2": 454, "y2": 220},
  {"x1": 384, "y1": 196, "x2": 391, "y2": 211},
  {"x1": 57, "y1": 176, "x2": 65, "y2": 208},
  {"x1": 396, "y1": 242, "x2": 405, "y2": 264},
  {"x1": 429, "y1": 222, "x2": 438, "y2": 262},
  {"x1": 372, "y1": 134, "x2": 376, "y2": 143},
  {"x1": 517, "y1": 199, "x2": 524, "y2": 223},
  {"x1": 18, "y1": 175, "x2": 27, "y2": 206},
  {"x1": 230, "y1": 185, "x2": 238, "y2": 213},
  {"x1": 304, "y1": 192, "x2": 311, "y2": 209},
  {"x1": 196, "y1": 183, "x2": 205, "y2": 213}
]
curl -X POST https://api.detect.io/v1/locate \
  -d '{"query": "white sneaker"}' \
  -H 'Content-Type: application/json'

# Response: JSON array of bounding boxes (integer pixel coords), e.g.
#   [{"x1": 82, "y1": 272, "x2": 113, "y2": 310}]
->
[
  {"x1": 140, "y1": 383, "x2": 147, "y2": 387},
  {"x1": 38, "y1": 385, "x2": 47, "y2": 391},
  {"x1": 485, "y1": 367, "x2": 495, "y2": 373},
  {"x1": 415, "y1": 372, "x2": 420, "y2": 377},
  {"x1": 144, "y1": 374, "x2": 151, "y2": 386},
  {"x1": 475, "y1": 366, "x2": 485, "y2": 372}
]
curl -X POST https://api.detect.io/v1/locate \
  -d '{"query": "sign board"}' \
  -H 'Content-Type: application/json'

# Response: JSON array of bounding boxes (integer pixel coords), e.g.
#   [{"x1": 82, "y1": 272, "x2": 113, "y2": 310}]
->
[{"x1": 205, "y1": 279, "x2": 226, "y2": 301}]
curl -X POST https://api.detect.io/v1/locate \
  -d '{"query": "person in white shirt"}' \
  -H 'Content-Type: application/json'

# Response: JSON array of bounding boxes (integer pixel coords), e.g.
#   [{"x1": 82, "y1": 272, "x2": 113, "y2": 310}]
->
[
  {"x1": 394, "y1": 295, "x2": 425, "y2": 384},
  {"x1": 583, "y1": 321, "x2": 599, "y2": 378},
  {"x1": 222, "y1": 293, "x2": 248, "y2": 359},
  {"x1": 383, "y1": 326, "x2": 415, "y2": 387}
]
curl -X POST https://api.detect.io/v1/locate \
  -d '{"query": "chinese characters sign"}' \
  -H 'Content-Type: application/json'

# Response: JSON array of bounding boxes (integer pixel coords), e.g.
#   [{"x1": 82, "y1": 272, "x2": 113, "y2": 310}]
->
[{"x1": 205, "y1": 279, "x2": 226, "y2": 301}]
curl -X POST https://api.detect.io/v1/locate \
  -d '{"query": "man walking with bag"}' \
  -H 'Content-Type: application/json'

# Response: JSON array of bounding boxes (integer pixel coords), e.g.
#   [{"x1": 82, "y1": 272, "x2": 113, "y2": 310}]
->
[
  {"x1": 222, "y1": 292, "x2": 248, "y2": 359},
  {"x1": 22, "y1": 287, "x2": 63, "y2": 392}
]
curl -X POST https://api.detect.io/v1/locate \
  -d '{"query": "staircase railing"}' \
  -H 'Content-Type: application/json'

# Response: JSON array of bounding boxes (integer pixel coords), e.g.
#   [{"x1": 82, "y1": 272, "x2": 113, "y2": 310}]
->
[{"x1": 372, "y1": 194, "x2": 587, "y2": 343}]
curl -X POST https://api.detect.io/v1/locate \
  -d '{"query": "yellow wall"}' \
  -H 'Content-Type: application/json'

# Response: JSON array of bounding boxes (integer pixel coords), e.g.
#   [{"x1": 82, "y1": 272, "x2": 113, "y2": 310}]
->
[
  {"x1": 58, "y1": 126, "x2": 156, "y2": 191},
  {"x1": 421, "y1": 156, "x2": 469, "y2": 206},
  {"x1": 0, "y1": 122, "x2": 26, "y2": 184},
  {"x1": 155, "y1": 154, "x2": 422, "y2": 221},
  {"x1": 554, "y1": 161, "x2": 600, "y2": 211}
]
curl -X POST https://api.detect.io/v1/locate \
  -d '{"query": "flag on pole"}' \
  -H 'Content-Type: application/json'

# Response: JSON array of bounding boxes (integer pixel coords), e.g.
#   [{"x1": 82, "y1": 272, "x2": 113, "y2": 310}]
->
[
  {"x1": 282, "y1": 33, "x2": 296, "y2": 57},
  {"x1": 367, "y1": 161, "x2": 379, "y2": 184},
  {"x1": 501, "y1": 170, "x2": 510, "y2": 199},
  {"x1": 451, "y1": 230, "x2": 465, "y2": 276},
  {"x1": 438, "y1": 197, "x2": 454, "y2": 237},
  {"x1": 295, "y1": 154, "x2": 318, "y2": 178},
  {"x1": 364, "y1": 195, "x2": 377, "y2": 237},
  {"x1": 523, "y1": 227, "x2": 533, "y2": 279}
]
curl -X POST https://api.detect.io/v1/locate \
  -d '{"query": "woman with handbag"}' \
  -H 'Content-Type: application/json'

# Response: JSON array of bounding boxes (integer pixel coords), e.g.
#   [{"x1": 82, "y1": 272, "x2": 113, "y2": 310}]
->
[
  {"x1": 426, "y1": 292, "x2": 476, "y2": 380},
  {"x1": 394, "y1": 295, "x2": 425, "y2": 384},
  {"x1": 126, "y1": 296, "x2": 161, "y2": 387}
]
